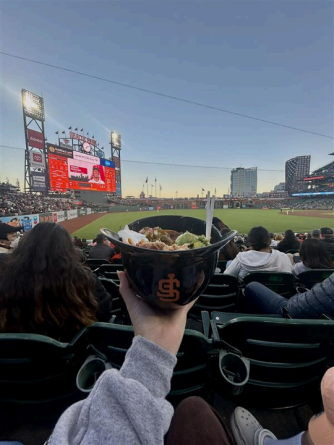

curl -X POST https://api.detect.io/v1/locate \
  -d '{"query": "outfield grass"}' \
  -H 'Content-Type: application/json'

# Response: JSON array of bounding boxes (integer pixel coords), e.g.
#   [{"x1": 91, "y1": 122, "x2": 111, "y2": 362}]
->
[{"x1": 72, "y1": 209, "x2": 332, "y2": 239}]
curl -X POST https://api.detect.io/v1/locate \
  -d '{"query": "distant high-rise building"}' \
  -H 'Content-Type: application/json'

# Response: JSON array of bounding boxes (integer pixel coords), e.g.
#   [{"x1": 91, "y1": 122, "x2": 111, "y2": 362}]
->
[
  {"x1": 274, "y1": 182, "x2": 285, "y2": 192},
  {"x1": 230, "y1": 167, "x2": 257, "y2": 198},
  {"x1": 285, "y1": 156, "x2": 311, "y2": 194}
]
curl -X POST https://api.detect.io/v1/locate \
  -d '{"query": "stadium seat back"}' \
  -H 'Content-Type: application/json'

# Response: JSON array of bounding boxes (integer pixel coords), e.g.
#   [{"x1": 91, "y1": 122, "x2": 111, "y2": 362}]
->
[
  {"x1": 98, "y1": 277, "x2": 127, "y2": 321},
  {"x1": 190, "y1": 274, "x2": 239, "y2": 315},
  {"x1": 98, "y1": 264, "x2": 122, "y2": 283},
  {"x1": 241, "y1": 272, "x2": 296, "y2": 296},
  {"x1": 217, "y1": 260, "x2": 228, "y2": 272},
  {"x1": 86, "y1": 258, "x2": 111, "y2": 271},
  {"x1": 297, "y1": 269, "x2": 334, "y2": 289},
  {"x1": 213, "y1": 316, "x2": 334, "y2": 408},
  {"x1": 87, "y1": 323, "x2": 211, "y2": 404},
  {"x1": 0, "y1": 329, "x2": 88, "y2": 418}
]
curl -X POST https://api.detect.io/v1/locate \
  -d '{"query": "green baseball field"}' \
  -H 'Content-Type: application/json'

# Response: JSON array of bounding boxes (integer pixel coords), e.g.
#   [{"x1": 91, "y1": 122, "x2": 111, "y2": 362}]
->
[{"x1": 71, "y1": 209, "x2": 334, "y2": 239}]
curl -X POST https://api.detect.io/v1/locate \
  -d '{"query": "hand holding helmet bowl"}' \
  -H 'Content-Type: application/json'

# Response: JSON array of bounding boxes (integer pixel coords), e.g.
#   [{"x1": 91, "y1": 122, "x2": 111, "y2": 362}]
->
[{"x1": 101, "y1": 215, "x2": 236, "y2": 309}]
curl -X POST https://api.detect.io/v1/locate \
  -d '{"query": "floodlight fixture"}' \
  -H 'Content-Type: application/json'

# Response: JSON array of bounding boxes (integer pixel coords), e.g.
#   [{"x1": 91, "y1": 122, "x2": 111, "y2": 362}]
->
[
  {"x1": 110, "y1": 131, "x2": 121, "y2": 149},
  {"x1": 21, "y1": 89, "x2": 45, "y2": 121}
]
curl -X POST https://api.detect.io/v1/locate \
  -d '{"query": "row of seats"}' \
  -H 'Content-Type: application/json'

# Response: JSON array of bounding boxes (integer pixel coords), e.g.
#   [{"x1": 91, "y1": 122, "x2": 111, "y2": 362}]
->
[
  {"x1": 1, "y1": 313, "x2": 333, "y2": 420},
  {"x1": 87, "y1": 259, "x2": 333, "y2": 317}
]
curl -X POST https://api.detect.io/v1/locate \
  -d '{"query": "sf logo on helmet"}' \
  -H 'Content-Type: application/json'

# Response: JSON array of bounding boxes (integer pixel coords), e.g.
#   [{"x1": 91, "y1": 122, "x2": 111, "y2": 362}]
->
[{"x1": 157, "y1": 274, "x2": 180, "y2": 302}]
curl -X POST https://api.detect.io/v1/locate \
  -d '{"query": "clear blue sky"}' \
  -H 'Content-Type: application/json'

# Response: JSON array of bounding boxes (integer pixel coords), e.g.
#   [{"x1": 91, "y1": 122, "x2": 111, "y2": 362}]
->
[{"x1": 0, "y1": 0, "x2": 333, "y2": 197}]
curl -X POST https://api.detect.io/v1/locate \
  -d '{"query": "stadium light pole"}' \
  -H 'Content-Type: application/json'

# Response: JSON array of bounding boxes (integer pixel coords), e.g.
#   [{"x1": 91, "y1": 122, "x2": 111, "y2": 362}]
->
[
  {"x1": 110, "y1": 132, "x2": 122, "y2": 198},
  {"x1": 21, "y1": 89, "x2": 46, "y2": 194}
]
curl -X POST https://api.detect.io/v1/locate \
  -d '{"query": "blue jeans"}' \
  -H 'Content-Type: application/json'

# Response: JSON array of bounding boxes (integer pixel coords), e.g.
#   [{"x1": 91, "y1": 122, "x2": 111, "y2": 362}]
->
[{"x1": 243, "y1": 282, "x2": 288, "y2": 316}]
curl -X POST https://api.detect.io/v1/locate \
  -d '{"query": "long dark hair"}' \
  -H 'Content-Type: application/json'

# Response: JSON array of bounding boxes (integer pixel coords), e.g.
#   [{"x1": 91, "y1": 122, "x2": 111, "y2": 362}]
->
[
  {"x1": 299, "y1": 238, "x2": 334, "y2": 269},
  {"x1": 0, "y1": 223, "x2": 98, "y2": 339},
  {"x1": 247, "y1": 226, "x2": 271, "y2": 251},
  {"x1": 277, "y1": 229, "x2": 300, "y2": 252}
]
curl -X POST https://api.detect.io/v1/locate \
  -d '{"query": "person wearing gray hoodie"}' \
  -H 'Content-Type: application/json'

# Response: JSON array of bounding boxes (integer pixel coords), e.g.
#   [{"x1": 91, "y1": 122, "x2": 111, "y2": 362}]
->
[
  {"x1": 46, "y1": 272, "x2": 234, "y2": 445},
  {"x1": 224, "y1": 226, "x2": 293, "y2": 279}
]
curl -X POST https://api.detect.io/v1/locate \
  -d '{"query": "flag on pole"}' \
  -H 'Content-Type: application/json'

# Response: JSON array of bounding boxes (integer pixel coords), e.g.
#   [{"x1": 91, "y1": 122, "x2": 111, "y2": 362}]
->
[
  {"x1": 68, "y1": 126, "x2": 72, "y2": 130},
  {"x1": 145, "y1": 177, "x2": 148, "y2": 183},
  {"x1": 74, "y1": 127, "x2": 78, "y2": 131},
  {"x1": 202, "y1": 188, "x2": 205, "y2": 192},
  {"x1": 214, "y1": 187, "x2": 217, "y2": 195},
  {"x1": 61, "y1": 131, "x2": 65, "y2": 134},
  {"x1": 155, "y1": 177, "x2": 157, "y2": 182},
  {"x1": 55, "y1": 131, "x2": 59, "y2": 135},
  {"x1": 160, "y1": 185, "x2": 162, "y2": 191}
]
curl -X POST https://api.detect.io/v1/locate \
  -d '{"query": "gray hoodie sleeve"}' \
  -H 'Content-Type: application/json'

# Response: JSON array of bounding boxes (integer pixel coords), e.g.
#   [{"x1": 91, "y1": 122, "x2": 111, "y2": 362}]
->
[{"x1": 49, "y1": 336, "x2": 177, "y2": 445}]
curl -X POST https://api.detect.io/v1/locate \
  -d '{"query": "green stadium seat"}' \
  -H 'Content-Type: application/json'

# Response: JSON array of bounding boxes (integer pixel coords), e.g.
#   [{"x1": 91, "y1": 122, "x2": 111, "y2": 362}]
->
[
  {"x1": 190, "y1": 274, "x2": 239, "y2": 317},
  {"x1": 210, "y1": 315, "x2": 334, "y2": 409},
  {"x1": 86, "y1": 322, "x2": 212, "y2": 404},
  {"x1": 217, "y1": 260, "x2": 228, "y2": 272},
  {"x1": 98, "y1": 277, "x2": 129, "y2": 323},
  {"x1": 98, "y1": 264, "x2": 123, "y2": 283},
  {"x1": 241, "y1": 272, "x2": 296, "y2": 297},
  {"x1": 86, "y1": 258, "x2": 111, "y2": 272},
  {"x1": 0, "y1": 329, "x2": 88, "y2": 419},
  {"x1": 297, "y1": 269, "x2": 334, "y2": 290}
]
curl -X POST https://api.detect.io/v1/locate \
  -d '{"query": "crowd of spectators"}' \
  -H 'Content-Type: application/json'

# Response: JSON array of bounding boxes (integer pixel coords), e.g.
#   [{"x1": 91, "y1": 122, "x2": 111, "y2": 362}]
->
[
  {"x1": 253, "y1": 198, "x2": 333, "y2": 210},
  {"x1": 0, "y1": 191, "x2": 90, "y2": 216}
]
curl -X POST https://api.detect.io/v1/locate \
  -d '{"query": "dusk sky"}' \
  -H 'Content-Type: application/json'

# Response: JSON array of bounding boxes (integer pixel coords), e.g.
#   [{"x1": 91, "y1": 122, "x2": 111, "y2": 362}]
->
[{"x1": 0, "y1": 0, "x2": 333, "y2": 197}]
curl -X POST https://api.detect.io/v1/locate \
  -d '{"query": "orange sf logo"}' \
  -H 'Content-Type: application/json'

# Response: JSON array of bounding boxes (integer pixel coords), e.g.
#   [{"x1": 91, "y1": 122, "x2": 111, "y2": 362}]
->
[{"x1": 157, "y1": 273, "x2": 180, "y2": 302}]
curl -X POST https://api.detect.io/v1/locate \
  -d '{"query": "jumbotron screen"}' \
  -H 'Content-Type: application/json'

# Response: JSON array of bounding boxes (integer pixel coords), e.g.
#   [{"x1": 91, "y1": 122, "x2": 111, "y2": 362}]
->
[{"x1": 47, "y1": 144, "x2": 116, "y2": 193}]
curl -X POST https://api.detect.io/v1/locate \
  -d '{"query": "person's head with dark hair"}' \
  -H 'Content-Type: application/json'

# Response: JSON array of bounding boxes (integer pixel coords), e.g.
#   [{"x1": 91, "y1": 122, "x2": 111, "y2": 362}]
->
[
  {"x1": 284, "y1": 229, "x2": 297, "y2": 242},
  {"x1": 247, "y1": 226, "x2": 271, "y2": 251},
  {"x1": 212, "y1": 217, "x2": 229, "y2": 233},
  {"x1": 0, "y1": 223, "x2": 22, "y2": 242},
  {"x1": 299, "y1": 238, "x2": 334, "y2": 269},
  {"x1": 0, "y1": 222, "x2": 98, "y2": 340},
  {"x1": 96, "y1": 233, "x2": 109, "y2": 245},
  {"x1": 320, "y1": 227, "x2": 333, "y2": 239}
]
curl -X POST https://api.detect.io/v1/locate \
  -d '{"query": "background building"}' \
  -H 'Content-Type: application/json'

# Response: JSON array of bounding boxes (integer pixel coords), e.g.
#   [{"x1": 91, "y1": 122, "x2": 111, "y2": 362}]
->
[
  {"x1": 230, "y1": 167, "x2": 257, "y2": 197},
  {"x1": 285, "y1": 156, "x2": 311, "y2": 194}
]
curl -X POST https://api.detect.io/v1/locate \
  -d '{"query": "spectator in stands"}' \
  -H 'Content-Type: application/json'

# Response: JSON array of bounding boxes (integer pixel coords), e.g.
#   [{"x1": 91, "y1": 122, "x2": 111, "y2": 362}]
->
[
  {"x1": 269, "y1": 232, "x2": 277, "y2": 247},
  {"x1": 276, "y1": 229, "x2": 300, "y2": 253},
  {"x1": 0, "y1": 223, "x2": 22, "y2": 254},
  {"x1": 242, "y1": 272, "x2": 334, "y2": 318},
  {"x1": 231, "y1": 366, "x2": 334, "y2": 445},
  {"x1": 89, "y1": 233, "x2": 115, "y2": 261},
  {"x1": 218, "y1": 229, "x2": 240, "y2": 261},
  {"x1": 111, "y1": 245, "x2": 122, "y2": 262},
  {"x1": 311, "y1": 229, "x2": 321, "y2": 239},
  {"x1": 73, "y1": 236, "x2": 84, "y2": 248},
  {"x1": 212, "y1": 217, "x2": 229, "y2": 232},
  {"x1": 292, "y1": 238, "x2": 334, "y2": 276},
  {"x1": 320, "y1": 227, "x2": 334, "y2": 256},
  {"x1": 47, "y1": 272, "x2": 235, "y2": 445},
  {"x1": 0, "y1": 223, "x2": 113, "y2": 341},
  {"x1": 224, "y1": 226, "x2": 293, "y2": 279},
  {"x1": 275, "y1": 233, "x2": 283, "y2": 242}
]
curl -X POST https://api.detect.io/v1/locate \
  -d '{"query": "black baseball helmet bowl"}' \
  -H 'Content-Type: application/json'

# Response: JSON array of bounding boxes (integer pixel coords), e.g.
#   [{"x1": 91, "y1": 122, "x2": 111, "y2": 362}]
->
[{"x1": 101, "y1": 215, "x2": 237, "y2": 308}]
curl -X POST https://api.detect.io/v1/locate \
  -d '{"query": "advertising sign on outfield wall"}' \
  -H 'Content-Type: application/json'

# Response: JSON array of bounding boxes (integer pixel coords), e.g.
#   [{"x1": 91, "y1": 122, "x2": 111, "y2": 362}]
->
[
  {"x1": 1, "y1": 214, "x2": 39, "y2": 231},
  {"x1": 67, "y1": 209, "x2": 78, "y2": 220},
  {"x1": 86, "y1": 208, "x2": 92, "y2": 215},
  {"x1": 78, "y1": 209, "x2": 87, "y2": 216},
  {"x1": 53, "y1": 211, "x2": 66, "y2": 223},
  {"x1": 39, "y1": 213, "x2": 54, "y2": 223}
]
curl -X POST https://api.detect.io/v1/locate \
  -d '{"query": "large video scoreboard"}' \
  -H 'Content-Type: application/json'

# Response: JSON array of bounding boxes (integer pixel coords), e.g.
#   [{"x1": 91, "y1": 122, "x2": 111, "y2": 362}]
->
[{"x1": 47, "y1": 144, "x2": 116, "y2": 193}]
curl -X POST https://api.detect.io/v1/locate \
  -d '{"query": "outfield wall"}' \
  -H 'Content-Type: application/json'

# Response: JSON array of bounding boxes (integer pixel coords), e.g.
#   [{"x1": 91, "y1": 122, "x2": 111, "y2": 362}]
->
[{"x1": 0, "y1": 208, "x2": 93, "y2": 231}]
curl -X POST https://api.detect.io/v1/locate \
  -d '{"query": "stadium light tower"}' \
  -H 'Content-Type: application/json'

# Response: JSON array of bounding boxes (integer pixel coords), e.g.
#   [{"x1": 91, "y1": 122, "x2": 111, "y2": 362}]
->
[
  {"x1": 22, "y1": 89, "x2": 47, "y2": 194},
  {"x1": 110, "y1": 132, "x2": 122, "y2": 197}
]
